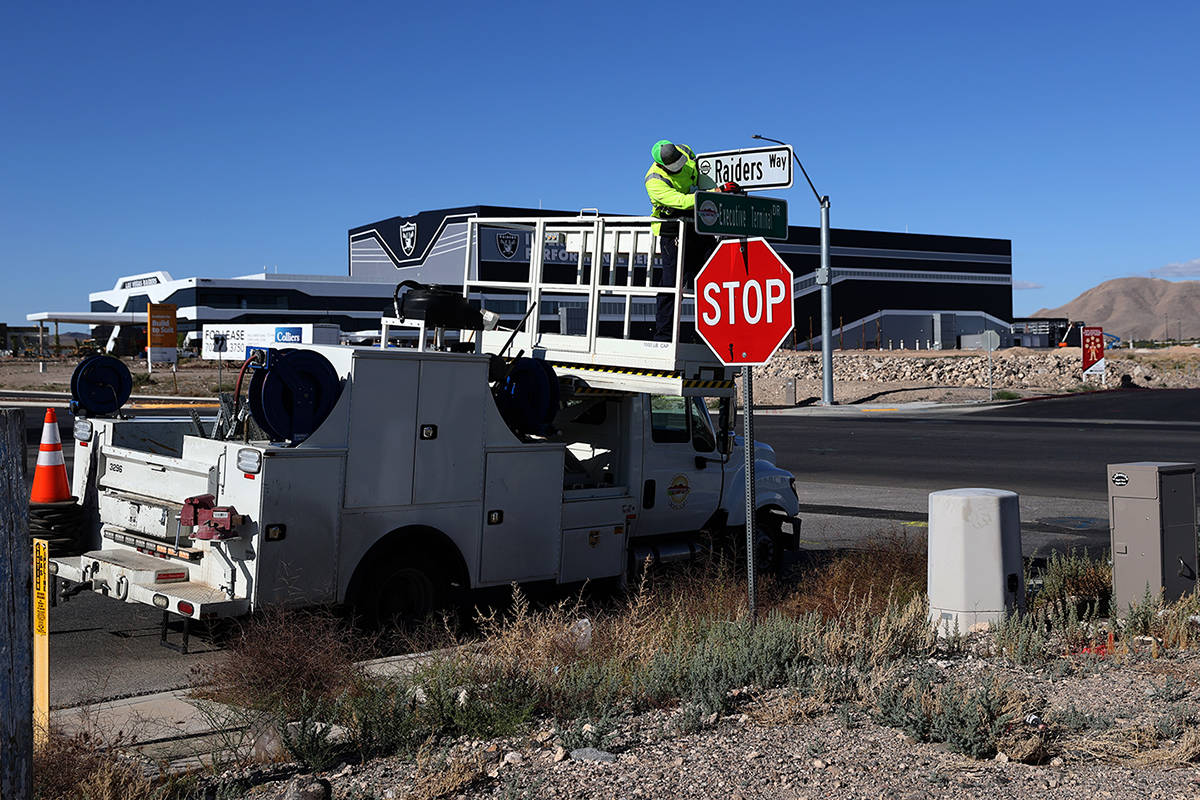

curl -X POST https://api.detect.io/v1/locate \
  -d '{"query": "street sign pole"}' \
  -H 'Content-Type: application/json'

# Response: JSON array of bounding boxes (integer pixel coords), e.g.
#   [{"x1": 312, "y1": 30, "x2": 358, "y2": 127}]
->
[
  {"x1": 743, "y1": 364, "x2": 757, "y2": 621},
  {"x1": 819, "y1": 196, "x2": 833, "y2": 405},
  {"x1": 693, "y1": 236, "x2": 796, "y2": 623}
]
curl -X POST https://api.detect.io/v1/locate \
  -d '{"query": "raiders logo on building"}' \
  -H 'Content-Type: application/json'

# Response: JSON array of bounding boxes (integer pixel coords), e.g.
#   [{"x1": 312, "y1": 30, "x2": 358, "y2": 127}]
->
[
  {"x1": 400, "y1": 221, "x2": 418, "y2": 257},
  {"x1": 496, "y1": 231, "x2": 520, "y2": 259}
]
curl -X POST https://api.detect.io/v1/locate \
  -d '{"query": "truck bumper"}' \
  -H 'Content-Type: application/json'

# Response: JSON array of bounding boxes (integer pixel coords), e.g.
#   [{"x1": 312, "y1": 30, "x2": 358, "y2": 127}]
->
[
  {"x1": 51, "y1": 550, "x2": 248, "y2": 620},
  {"x1": 764, "y1": 507, "x2": 803, "y2": 551}
]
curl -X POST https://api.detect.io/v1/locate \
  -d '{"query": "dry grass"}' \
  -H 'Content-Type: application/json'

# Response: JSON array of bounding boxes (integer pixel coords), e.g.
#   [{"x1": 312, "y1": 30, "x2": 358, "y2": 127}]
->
[
  {"x1": 404, "y1": 740, "x2": 488, "y2": 800},
  {"x1": 193, "y1": 606, "x2": 370, "y2": 711},
  {"x1": 781, "y1": 533, "x2": 927, "y2": 620},
  {"x1": 33, "y1": 729, "x2": 156, "y2": 800}
]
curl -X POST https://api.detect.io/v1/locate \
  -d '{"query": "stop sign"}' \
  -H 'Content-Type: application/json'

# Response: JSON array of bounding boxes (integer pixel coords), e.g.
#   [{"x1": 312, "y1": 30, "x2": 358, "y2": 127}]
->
[{"x1": 694, "y1": 238, "x2": 794, "y2": 365}]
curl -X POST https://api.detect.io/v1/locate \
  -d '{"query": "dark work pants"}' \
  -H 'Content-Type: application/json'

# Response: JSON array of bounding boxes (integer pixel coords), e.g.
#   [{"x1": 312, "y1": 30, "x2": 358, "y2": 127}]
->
[{"x1": 653, "y1": 222, "x2": 705, "y2": 341}]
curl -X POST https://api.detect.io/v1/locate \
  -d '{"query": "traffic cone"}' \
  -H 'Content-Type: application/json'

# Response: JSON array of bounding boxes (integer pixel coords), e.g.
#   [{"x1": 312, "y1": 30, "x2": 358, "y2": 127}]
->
[{"x1": 30, "y1": 408, "x2": 72, "y2": 504}]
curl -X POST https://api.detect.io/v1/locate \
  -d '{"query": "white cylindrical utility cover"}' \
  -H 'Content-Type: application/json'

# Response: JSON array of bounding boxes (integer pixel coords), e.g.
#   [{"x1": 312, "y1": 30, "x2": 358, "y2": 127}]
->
[{"x1": 927, "y1": 488, "x2": 1025, "y2": 634}]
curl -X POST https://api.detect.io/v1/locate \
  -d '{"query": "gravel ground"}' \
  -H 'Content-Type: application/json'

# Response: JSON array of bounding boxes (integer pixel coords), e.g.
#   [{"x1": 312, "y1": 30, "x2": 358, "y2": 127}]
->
[
  {"x1": 6, "y1": 347, "x2": 1199, "y2": 407},
  {"x1": 231, "y1": 648, "x2": 1200, "y2": 800}
]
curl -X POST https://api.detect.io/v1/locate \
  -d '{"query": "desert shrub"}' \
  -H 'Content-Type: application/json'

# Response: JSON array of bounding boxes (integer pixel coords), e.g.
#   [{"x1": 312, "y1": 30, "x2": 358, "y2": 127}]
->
[
  {"x1": 276, "y1": 691, "x2": 345, "y2": 771},
  {"x1": 415, "y1": 655, "x2": 538, "y2": 739},
  {"x1": 197, "y1": 607, "x2": 365, "y2": 712},
  {"x1": 1051, "y1": 703, "x2": 1116, "y2": 733},
  {"x1": 557, "y1": 714, "x2": 618, "y2": 751},
  {"x1": 1126, "y1": 585, "x2": 1162, "y2": 637},
  {"x1": 783, "y1": 534, "x2": 927, "y2": 620},
  {"x1": 1031, "y1": 549, "x2": 1111, "y2": 613},
  {"x1": 932, "y1": 681, "x2": 1014, "y2": 759},
  {"x1": 874, "y1": 664, "x2": 941, "y2": 742},
  {"x1": 874, "y1": 669, "x2": 1016, "y2": 759},
  {"x1": 339, "y1": 678, "x2": 423, "y2": 760}
]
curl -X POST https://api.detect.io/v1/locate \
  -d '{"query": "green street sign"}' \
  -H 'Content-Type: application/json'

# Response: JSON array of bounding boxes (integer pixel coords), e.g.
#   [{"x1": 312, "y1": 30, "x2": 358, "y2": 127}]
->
[{"x1": 693, "y1": 192, "x2": 788, "y2": 240}]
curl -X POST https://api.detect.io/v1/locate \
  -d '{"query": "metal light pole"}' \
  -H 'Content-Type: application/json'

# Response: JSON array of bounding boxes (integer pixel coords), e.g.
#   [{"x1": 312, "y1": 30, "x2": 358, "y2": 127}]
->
[
  {"x1": 753, "y1": 134, "x2": 834, "y2": 405},
  {"x1": 819, "y1": 196, "x2": 832, "y2": 404}
]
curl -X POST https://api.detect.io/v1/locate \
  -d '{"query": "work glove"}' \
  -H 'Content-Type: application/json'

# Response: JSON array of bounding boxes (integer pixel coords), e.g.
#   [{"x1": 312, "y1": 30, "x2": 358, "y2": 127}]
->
[{"x1": 714, "y1": 181, "x2": 742, "y2": 194}]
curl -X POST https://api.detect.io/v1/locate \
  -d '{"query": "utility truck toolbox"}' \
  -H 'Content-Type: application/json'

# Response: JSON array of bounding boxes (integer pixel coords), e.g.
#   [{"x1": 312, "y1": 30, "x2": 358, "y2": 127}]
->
[{"x1": 53, "y1": 213, "x2": 802, "y2": 647}]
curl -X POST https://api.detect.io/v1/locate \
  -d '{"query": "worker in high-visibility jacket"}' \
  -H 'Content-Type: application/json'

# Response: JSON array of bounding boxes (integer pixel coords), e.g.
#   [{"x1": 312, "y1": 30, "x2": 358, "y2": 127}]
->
[
  {"x1": 645, "y1": 140, "x2": 738, "y2": 341},
  {"x1": 645, "y1": 140, "x2": 699, "y2": 341}
]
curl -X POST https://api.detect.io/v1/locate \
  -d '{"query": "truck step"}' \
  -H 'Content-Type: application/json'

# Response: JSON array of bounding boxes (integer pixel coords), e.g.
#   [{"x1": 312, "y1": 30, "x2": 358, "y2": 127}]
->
[{"x1": 82, "y1": 548, "x2": 192, "y2": 583}]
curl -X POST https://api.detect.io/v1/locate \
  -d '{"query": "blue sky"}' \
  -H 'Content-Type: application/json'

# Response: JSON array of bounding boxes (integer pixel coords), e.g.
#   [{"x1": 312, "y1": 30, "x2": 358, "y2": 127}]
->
[{"x1": 2, "y1": 1, "x2": 1197, "y2": 327}]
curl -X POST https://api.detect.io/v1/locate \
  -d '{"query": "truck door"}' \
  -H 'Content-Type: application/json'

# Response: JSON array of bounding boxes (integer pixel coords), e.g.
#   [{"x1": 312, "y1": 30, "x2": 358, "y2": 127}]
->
[{"x1": 638, "y1": 395, "x2": 723, "y2": 536}]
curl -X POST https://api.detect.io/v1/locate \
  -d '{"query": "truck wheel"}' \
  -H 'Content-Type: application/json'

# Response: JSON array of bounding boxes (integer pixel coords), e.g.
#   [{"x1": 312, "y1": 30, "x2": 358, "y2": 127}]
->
[
  {"x1": 755, "y1": 521, "x2": 781, "y2": 575},
  {"x1": 355, "y1": 563, "x2": 438, "y2": 629}
]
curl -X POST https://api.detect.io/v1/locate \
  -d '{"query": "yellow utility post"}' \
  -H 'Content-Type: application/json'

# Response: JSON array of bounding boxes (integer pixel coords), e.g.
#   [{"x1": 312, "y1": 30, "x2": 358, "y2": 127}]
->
[{"x1": 33, "y1": 538, "x2": 49, "y2": 747}]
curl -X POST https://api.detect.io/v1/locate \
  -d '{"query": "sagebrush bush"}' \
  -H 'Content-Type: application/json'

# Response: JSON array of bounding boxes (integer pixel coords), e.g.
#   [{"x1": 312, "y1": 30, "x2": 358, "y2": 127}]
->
[
  {"x1": 873, "y1": 668, "x2": 1017, "y2": 759},
  {"x1": 1031, "y1": 549, "x2": 1111, "y2": 613}
]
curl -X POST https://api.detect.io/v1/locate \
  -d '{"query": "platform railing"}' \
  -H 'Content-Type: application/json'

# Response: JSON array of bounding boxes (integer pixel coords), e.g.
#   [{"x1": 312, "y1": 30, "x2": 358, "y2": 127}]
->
[{"x1": 463, "y1": 215, "x2": 694, "y2": 361}]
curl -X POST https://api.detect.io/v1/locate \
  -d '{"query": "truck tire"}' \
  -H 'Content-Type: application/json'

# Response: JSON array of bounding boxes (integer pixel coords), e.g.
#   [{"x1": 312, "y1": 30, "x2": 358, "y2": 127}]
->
[
  {"x1": 730, "y1": 514, "x2": 786, "y2": 576},
  {"x1": 353, "y1": 561, "x2": 439, "y2": 629}
]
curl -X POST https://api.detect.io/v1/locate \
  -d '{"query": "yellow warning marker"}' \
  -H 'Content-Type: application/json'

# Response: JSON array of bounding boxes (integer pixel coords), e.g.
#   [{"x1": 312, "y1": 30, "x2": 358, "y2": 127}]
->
[{"x1": 32, "y1": 538, "x2": 49, "y2": 747}]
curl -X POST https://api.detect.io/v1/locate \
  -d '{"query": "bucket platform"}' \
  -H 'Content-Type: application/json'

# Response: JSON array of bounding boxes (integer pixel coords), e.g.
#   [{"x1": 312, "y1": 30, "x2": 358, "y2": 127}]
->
[{"x1": 463, "y1": 215, "x2": 735, "y2": 396}]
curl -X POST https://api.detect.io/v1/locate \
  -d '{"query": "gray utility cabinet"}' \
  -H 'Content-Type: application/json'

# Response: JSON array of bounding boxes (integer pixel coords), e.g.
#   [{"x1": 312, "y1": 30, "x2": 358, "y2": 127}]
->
[{"x1": 1108, "y1": 462, "x2": 1198, "y2": 607}]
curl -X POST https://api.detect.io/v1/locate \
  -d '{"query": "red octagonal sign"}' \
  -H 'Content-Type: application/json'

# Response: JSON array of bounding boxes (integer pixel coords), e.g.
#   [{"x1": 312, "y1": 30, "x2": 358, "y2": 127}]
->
[{"x1": 694, "y1": 238, "x2": 794, "y2": 366}]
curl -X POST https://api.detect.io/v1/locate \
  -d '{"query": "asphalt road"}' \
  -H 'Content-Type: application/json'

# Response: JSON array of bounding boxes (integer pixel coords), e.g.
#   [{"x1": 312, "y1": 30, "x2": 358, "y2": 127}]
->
[
  {"x1": 22, "y1": 388, "x2": 1200, "y2": 705},
  {"x1": 758, "y1": 389, "x2": 1200, "y2": 502}
]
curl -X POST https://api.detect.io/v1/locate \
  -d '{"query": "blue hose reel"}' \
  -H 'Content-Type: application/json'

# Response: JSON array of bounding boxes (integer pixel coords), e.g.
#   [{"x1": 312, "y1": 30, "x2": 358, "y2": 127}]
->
[
  {"x1": 247, "y1": 349, "x2": 342, "y2": 445},
  {"x1": 492, "y1": 357, "x2": 559, "y2": 438},
  {"x1": 70, "y1": 355, "x2": 133, "y2": 417}
]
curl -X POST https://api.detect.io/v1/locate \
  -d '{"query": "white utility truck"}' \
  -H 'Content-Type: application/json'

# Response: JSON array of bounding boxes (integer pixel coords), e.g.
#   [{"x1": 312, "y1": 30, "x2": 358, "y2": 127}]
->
[{"x1": 52, "y1": 215, "x2": 801, "y2": 640}]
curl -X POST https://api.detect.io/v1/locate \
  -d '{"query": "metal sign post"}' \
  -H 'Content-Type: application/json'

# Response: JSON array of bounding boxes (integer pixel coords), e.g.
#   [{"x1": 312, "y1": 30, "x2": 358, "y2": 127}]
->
[
  {"x1": 982, "y1": 330, "x2": 1000, "y2": 401},
  {"x1": 694, "y1": 237, "x2": 795, "y2": 622},
  {"x1": 742, "y1": 365, "x2": 757, "y2": 620}
]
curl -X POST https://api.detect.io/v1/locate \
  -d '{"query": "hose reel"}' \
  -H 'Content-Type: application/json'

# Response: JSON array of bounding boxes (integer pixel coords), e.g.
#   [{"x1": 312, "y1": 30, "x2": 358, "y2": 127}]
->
[
  {"x1": 246, "y1": 349, "x2": 342, "y2": 445},
  {"x1": 491, "y1": 357, "x2": 559, "y2": 438},
  {"x1": 70, "y1": 355, "x2": 133, "y2": 417}
]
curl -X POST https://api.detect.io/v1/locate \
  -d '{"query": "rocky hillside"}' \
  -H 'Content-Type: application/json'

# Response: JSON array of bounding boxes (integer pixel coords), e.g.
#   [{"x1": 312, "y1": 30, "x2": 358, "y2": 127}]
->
[{"x1": 1033, "y1": 277, "x2": 1200, "y2": 340}]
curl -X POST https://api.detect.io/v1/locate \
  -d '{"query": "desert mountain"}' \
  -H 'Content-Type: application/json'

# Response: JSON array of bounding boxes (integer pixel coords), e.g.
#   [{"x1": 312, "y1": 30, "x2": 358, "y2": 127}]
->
[{"x1": 1033, "y1": 277, "x2": 1200, "y2": 340}]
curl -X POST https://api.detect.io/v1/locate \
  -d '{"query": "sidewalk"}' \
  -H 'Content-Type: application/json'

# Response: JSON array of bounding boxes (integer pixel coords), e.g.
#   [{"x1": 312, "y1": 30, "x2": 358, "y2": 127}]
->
[{"x1": 49, "y1": 649, "x2": 448, "y2": 770}]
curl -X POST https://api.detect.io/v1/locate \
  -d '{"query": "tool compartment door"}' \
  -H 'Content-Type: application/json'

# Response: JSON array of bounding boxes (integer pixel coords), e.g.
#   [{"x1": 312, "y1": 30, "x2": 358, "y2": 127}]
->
[{"x1": 479, "y1": 447, "x2": 564, "y2": 584}]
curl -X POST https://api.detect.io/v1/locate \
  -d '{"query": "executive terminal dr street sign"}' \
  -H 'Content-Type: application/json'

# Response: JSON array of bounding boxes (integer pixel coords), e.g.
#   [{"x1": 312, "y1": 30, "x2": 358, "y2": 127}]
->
[
  {"x1": 694, "y1": 192, "x2": 788, "y2": 241},
  {"x1": 694, "y1": 237, "x2": 795, "y2": 366}
]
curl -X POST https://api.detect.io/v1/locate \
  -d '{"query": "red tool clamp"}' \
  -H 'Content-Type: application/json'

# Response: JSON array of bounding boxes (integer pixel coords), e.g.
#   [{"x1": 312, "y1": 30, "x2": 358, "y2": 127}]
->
[{"x1": 181, "y1": 494, "x2": 245, "y2": 541}]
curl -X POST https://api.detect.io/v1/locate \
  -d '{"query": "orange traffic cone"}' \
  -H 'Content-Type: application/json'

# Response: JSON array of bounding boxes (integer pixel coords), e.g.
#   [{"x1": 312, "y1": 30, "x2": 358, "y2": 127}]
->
[{"x1": 30, "y1": 408, "x2": 72, "y2": 504}]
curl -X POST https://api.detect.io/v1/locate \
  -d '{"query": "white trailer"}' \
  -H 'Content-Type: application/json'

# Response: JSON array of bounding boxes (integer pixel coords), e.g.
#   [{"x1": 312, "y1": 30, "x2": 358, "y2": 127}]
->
[{"x1": 52, "y1": 215, "x2": 801, "y2": 635}]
